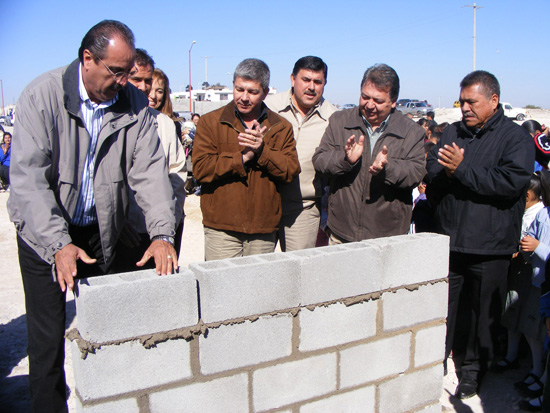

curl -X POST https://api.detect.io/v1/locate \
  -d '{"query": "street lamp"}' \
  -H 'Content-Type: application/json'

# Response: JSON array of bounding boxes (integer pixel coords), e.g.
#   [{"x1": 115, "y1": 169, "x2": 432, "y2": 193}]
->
[{"x1": 188, "y1": 40, "x2": 196, "y2": 112}]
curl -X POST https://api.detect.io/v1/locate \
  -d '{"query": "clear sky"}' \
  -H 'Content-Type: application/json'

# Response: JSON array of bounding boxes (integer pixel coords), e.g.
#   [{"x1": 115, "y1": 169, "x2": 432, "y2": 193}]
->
[{"x1": 3, "y1": 0, "x2": 549, "y2": 109}]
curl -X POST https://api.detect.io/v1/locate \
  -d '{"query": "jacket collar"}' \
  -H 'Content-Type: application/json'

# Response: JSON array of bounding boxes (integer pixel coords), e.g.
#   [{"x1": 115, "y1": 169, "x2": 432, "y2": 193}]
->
[
  {"x1": 344, "y1": 106, "x2": 409, "y2": 139},
  {"x1": 459, "y1": 105, "x2": 504, "y2": 138},
  {"x1": 220, "y1": 101, "x2": 281, "y2": 131},
  {"x1": 62, "y1": 59, "x2": 134, "y2": 120}
]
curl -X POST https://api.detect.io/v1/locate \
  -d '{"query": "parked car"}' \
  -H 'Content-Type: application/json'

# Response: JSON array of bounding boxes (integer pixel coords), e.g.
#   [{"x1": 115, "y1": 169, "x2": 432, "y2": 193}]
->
[
  {"x1": 501, "y1": 102, "x2": 526, "y2": 121},
  {"x1": 396, "y1": 101, "x2": 432, "y2": 117},
  {"x1": 340, "y1": 103, "x2": 356, "y2": 110},
  {"x1": 0, "y1": 115, "x2": 12, "y2": 126}
]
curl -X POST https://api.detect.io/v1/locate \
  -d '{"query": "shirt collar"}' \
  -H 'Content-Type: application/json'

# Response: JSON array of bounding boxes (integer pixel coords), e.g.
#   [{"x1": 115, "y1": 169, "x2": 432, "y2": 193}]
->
[
  {"x1": 78, "y1": 64, "x2": 118, "y2": 109},
  {"x1": 289, "y1": 90, "x2": 321, "y2": 118},
  {"x1": 361, "y1": 113, "x2": 391, "y2": 134},
  {"x1": 234, "y1": 102, "x2": 268, "y2": 128}
]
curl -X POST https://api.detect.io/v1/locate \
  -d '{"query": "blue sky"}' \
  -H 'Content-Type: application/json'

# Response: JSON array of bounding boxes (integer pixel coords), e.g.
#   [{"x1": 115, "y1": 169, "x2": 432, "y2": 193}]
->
[{"x1": 3, "y1": 0, "x2": 549, "y2": 108}]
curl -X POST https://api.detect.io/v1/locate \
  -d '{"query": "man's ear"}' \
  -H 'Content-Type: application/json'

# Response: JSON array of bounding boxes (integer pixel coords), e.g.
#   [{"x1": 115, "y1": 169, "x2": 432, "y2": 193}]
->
[
  {"x1": 290, "y1": 73, "x2": 296, "y2": 88},
  {"x1": 491, "y1": 94, "x2": 499, "y2": 110},
  {"x1": 82, "y1": 49, "x2": 94, "y2": 69}
]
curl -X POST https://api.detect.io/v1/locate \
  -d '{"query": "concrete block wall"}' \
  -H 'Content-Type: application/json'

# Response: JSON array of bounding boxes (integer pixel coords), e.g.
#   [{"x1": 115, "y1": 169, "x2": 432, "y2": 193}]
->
[{"x1": 70, "y1": 233, "x2": 449, "y2": 412}]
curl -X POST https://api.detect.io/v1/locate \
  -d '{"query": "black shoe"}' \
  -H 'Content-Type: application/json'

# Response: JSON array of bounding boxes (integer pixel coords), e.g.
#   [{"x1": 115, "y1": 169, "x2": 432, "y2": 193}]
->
[
  {"x1": 455, "y1": 378, "x2": 478, "y2": 399},
  {"x1": 516, "y1": 374, "x2": 544, "y2": 398},
  {"x1": 490, "y1": 357, "x2": 519, "y2": 373},
  {"x1": 518, "y1": 396, "x2": 543, "y2": 412}
]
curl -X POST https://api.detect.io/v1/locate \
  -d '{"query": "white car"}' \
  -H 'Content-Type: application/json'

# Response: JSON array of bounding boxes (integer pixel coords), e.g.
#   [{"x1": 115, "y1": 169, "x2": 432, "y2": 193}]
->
[{"x1": 501, "y1": 102, "x2": 526, "y2": 121}]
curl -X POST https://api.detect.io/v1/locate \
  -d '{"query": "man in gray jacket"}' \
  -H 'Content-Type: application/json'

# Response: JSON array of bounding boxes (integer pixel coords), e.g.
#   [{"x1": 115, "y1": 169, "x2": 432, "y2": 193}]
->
[
  {"x1": 8, "y1": 20, "x2": 178, "y2": 412},
  {"x1": 265, "y1": 56, "x2": 337, "y2": 251},
  {"x1": 313, "y1": 64, "x2": 425, "y2": 243}
]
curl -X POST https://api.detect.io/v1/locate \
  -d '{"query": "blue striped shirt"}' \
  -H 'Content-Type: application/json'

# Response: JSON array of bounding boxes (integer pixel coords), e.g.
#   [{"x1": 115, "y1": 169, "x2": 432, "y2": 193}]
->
[{"x1": 71, "y1": 65, "x2": 118, "y2": 226}]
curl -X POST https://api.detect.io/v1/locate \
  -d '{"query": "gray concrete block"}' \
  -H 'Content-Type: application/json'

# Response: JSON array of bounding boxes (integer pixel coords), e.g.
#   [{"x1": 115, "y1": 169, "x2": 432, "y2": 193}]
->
[
  {"x1": 414, "y1": 402, "x2": 442, "y2": 412},
  {"x1": 75, "y1": 269, "x2": 198, "y2": 343},
  {"x1": 300, "y1": 385, "x2": 375, "y2": 412},
  {"x1": 253, "y1": 353, "x2": 337, "y2": 411},
  {"x1": 299, "y1": 301, "x2": 377, "y2": 352},
  {"x1": 415, "y1": 324, "x2": 446, "y2": 367},
  {"x1": 379, "y1": 364, "x2": 443, "y2": 412},
  {"x1": 382, "y1": 282, "x2": 448, "y2": 331},
  {"x1": 200, "y1": 313, "x2": 293, "y2": 374},
  {"x1": 76, "y1": 397, "x2": 139, "y2": 413},
  {"x1": 366, "y1": 233, "x2": 449, "y2": 289},
  {"x1": 190, "y1": 253, "x2": 301, "y2": 323},
  {"x1": 149, "y1": 374, "x2": 248, "y2": 413},
  {"x1": 289, "y1": 243, "x2": 383, "y2": 306},
  {"x1": 72, "y1": 338, "x2": 191, "y2": 401},
  {"x1": 340, "y1": 333, "x2": 411, "y2": 388}
]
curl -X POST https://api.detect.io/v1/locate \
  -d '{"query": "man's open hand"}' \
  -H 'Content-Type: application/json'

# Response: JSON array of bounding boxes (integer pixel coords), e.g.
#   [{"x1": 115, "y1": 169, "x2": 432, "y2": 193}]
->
[
  {"x1": 54, "y1": 243, "x2": 97, "y2": 292},
  {"x1": 137, "y1": 239, "x2": 178, "y2": 275}
]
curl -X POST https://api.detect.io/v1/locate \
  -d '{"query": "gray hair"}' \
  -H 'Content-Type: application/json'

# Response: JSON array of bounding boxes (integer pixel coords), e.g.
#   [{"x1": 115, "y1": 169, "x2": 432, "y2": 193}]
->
[
  {"x1": 360, "y1": 63, "x2": 400, "y2": 102},
  {"x1": 78, "y1": 20, "x2": 135, "y2": 62},
  {"x1": 460, "y1": 70, "x2": 500, "y2": 100},
  {"x1": 233, "y1": 58, "x2": 270, "y2": 90}
]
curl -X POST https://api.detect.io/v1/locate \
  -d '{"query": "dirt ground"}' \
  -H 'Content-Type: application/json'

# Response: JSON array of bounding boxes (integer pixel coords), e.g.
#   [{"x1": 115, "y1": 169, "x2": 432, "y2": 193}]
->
[{"x1": 2, "y1": 108, "x2": 550, "y2": 412}]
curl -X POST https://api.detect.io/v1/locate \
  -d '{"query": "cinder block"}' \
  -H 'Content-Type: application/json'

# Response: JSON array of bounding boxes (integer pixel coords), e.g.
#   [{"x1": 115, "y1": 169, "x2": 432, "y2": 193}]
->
[
  {"x1": 253, "y1": 353, "x2": 337, "y2": 411},
  {"x1": 75, "y1": 269, "x2": 198, "y2": 342},
  {"x1": 72, "y1": 338, "x2": 191, "y2": 401},
  {"x1": 76, "y1": 397, "x2": 139, "y2": 413},
  {"x1": 366, "y1": 233, "x2": 449, "y2": 289},
  {"x1": 299, "y1": 301, "x2": 377, "y2": 352},
  {"x1": 414, "y1": 402, "x2": 442, "y2": 412},
  {"x1": 379, "y1": 364, "x2": 443, "y2": 412},
  {"x1": 149, "y1": 373, "x2": 248, "y2": 412},
  {"x1": 382, "y1": 282, "x2": 448, "y2": 331},
  {"x1": 300, "y1": 385, "x2": 375, "y2": 412},
  {"x1": 289, "y1": 243, "x2": 383, "y2": 306},
  {"x1": 414, "y1": 324, "x2": 446, "y2": 367},
  {"x1": 200, "y1": 313, "x2": 293, "y2": 374},
  {"x1": 340, "y1": 333, "x2": 411, "y2": 388},
  {"x1": 190, "y1": 253, "x2": 300, "y2": 323}
]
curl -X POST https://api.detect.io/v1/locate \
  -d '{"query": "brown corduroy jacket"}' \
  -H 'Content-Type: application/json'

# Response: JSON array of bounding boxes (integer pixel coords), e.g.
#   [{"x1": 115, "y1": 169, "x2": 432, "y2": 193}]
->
[{"x1": 192, "y1": 101, "x2": 300, "y2": 234}]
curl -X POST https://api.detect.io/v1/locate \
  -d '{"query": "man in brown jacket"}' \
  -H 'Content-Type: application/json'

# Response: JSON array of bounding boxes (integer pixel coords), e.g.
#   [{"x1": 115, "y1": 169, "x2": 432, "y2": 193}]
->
[
  {"x1": 192, "y1": 58, "x2": 300, "y2": 260},
  {"x1": 313, "y1": 64, "x2": 426, "y2": 243}
]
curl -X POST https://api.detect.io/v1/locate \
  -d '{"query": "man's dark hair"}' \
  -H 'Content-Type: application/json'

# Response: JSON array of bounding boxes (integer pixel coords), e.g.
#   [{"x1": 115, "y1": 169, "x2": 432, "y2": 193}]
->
[
  {"x1": 135, "y1": 48, "x2": 155, "y2": 69},
  {"x1": 460, "y1": 70, "x2": 500, "y2": 100},
  {"x1": 292, "y1": 56, "x2": 328, "y2": 80},
  {"x1": 233, "y1": 58, "x2": 270, "y2": 90},
  {"x1": 418, "y1": 118, "x2": 428, "y2": 127},
  {"x1": 78, "y1": 20, "x2": 135, "y2": 62},
  {"x1": 360, "y1": 64, "x2": 399, "y2": 102},
  {"x1": 426, "y1": 111, "x2": 435, "y2": 119}
]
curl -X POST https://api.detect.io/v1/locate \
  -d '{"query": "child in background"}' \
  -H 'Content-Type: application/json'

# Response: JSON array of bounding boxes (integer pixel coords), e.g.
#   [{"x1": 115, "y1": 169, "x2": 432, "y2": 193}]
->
[{"x1": 519, "y1": 170, "x2": 550, "y2": 411}]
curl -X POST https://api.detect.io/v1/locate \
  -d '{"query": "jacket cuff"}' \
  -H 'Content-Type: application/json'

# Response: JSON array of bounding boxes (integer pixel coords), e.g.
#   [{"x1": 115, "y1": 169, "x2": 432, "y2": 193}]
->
[
  {"x1": 45, "y1": 233, "x2": 73, "y2": 264},
  {"x1": 148, "y1": 225, "x2": 176, "y2": 240}
]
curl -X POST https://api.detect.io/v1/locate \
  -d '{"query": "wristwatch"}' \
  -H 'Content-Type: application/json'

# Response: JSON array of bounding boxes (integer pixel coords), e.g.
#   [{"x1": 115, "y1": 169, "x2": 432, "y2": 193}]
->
[{"x1": 152, "y1": 235, "x2": 174, "y2": 245}]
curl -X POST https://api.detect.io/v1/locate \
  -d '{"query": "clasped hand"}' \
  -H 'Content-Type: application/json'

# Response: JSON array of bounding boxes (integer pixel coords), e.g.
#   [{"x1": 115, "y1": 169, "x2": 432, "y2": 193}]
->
[{"x1": 239, "y1": 120, "x2": 267, "y2": 163}]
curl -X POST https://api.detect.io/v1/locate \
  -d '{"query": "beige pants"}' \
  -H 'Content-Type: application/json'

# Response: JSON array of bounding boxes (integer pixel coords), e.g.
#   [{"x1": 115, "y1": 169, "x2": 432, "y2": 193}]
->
[
  {"x1": 278, "y1": 202, "x2": 320, "y2": 252},
  {"x1": 204, "y1": 227, "x2": 277, "y2": 261}
]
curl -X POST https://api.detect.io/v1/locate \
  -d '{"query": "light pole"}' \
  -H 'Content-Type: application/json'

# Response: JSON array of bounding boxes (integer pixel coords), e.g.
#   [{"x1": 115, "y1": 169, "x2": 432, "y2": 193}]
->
[
  {"x1": 464, "y1": 3, "x2": 483, "y2": 71},
  {"x1": 188, "y1": 40, "x2": 196, "y2": 112}
]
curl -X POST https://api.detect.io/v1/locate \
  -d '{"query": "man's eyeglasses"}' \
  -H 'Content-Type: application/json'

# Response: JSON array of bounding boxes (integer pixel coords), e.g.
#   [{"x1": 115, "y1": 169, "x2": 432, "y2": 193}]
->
[{"x1": 94, "y1": 54, "x2": 132, "y2": 82}]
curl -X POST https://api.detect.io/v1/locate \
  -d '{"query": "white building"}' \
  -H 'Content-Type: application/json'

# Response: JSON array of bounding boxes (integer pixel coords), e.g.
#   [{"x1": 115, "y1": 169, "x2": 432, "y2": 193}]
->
[{"x1": 171, "y1": 86, "x2": 278, "y2": 104}]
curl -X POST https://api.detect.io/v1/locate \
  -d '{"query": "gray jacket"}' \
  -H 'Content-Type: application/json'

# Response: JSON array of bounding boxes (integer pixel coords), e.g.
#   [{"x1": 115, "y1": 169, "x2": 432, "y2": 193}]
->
[
  {"x1": 313, "y1": 107, "x2": 426, "y2": 242},
  {"x1": 8, "y1": 59, "x2": 176, "y2": 268}
]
